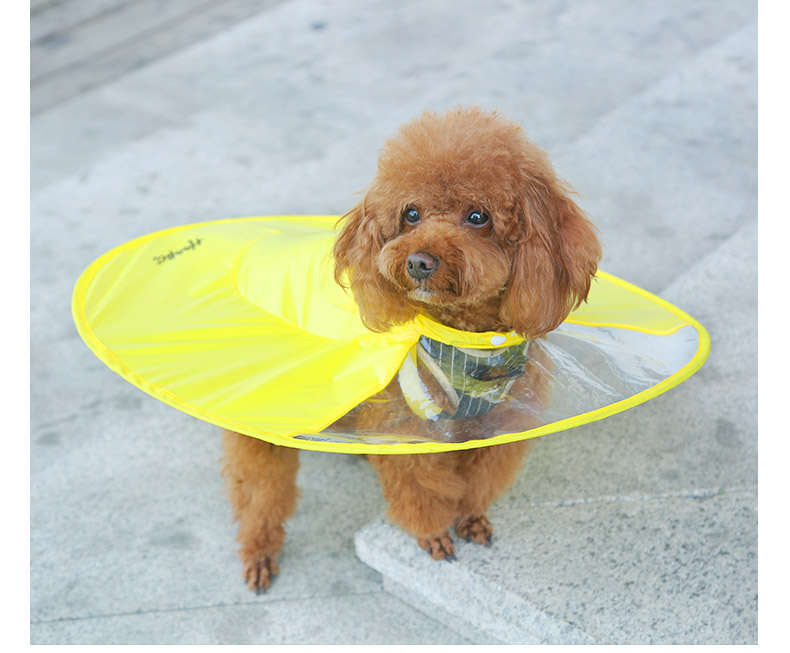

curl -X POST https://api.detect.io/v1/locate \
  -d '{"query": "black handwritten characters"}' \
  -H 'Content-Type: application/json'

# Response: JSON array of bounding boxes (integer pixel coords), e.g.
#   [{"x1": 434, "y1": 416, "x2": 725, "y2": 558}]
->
[{"x1": 153, "y1": 239, "x2": 203, "y2": 265}]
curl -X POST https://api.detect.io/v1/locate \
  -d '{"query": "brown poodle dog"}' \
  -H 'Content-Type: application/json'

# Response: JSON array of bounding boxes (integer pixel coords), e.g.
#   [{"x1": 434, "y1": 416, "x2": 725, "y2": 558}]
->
[{"x1": 222, "y1": 107, "x2": 601, "y2": 593}]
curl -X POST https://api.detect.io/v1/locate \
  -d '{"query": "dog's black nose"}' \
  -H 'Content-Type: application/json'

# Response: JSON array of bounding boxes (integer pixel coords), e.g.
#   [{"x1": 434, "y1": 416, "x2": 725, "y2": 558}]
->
[{"x1": 406, "y1": 251, "x2": 438, "y2": 280}]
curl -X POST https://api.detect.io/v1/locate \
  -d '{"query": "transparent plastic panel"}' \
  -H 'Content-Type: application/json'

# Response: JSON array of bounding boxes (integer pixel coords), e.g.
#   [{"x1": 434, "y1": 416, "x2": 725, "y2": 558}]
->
[{"x1": 305, "y1": 324, "x2": 701, "y2": 446}]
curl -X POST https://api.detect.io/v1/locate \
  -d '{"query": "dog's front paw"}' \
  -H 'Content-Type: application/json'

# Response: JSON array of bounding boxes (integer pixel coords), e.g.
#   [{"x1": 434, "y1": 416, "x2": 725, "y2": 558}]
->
[
  {"x1": 454, "y1": 514, "x2": 493, "y2": 546},
  {"x1": 242, "y1": 554, "x2": 279, "y2": 594},
  {"x1": 417, "y1": 531, "x2": 456, "y2": 561}
]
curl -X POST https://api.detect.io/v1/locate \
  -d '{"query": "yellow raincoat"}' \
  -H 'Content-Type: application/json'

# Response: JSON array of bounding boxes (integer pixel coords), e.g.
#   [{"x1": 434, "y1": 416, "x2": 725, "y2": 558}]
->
[{"x1": 72, "y1": 216, "x2": 709, "y2": 454}]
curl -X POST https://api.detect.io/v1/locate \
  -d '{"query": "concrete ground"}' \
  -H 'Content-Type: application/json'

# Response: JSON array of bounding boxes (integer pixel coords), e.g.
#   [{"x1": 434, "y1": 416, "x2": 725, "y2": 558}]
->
[{"x1": 30, "y1": 0, "x2": 757, "y2": 644}]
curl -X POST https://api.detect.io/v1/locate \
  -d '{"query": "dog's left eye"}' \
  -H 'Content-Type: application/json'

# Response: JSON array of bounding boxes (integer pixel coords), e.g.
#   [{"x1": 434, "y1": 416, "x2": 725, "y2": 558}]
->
[
  {"x1": 403, "y1": 208, "x2": 421, "y2": 225},
  {"x1": 466, "y1": 211, "x2": 490, "y2": 226}
]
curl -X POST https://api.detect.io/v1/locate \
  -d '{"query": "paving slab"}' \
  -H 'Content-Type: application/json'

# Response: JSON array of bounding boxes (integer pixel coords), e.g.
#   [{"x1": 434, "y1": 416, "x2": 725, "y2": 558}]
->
[
  {"x1": 30, "y1": 399, "x2": 470, "y2": 644},
  {"x1": 31, "y1": 0, "x2": 286, "y2": 114},
  {"x1": 32, "y1": 589, "x2": 471, "y2": 645},
  {"x1": 358, "y1": 489, "x2": 756, "y2": 645},
  {"x1": 554, "y1": 20, "x2": 757, "y2": 294},
  {"x1": 32, "y1": 0, "x2": 757, "y2": 192}
]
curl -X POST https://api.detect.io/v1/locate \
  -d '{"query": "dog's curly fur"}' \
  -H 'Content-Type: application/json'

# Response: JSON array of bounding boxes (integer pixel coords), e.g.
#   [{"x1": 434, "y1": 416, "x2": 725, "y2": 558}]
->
[{"x1": 222, "y1": 107, "x2": 601, "y2": 592}]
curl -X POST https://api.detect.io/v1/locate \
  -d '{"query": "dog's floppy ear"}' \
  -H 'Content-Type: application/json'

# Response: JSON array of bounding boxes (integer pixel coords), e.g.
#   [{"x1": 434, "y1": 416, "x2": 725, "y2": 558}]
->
[
  {"x1": 334, "y1": 196, "x2": 416, "y2": 331},
  {"x1": 500, "y1": 179, "x2": 601, "y2": 339}
]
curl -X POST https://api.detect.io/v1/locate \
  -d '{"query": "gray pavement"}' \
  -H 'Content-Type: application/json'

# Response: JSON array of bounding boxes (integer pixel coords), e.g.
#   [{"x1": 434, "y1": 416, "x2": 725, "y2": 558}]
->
[{"x1": 30, "y1": 0, "x2": 757, "y2": 644}]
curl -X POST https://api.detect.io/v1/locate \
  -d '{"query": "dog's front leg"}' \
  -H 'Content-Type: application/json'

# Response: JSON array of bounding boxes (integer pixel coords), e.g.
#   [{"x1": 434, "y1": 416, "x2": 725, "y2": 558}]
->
[
  {"x1": 453, "y1": 439, "x2": 535, "y2": 545},
  {"x1": 368, "y1": 451, "x2": 467, "y2": 560},
  {"x1": 221, "y1": 430, "x2": 300, "y2": 593}
]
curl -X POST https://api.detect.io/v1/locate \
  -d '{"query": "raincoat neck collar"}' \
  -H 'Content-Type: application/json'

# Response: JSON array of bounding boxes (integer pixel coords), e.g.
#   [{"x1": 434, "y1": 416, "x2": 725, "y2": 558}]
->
[{"x1": 411, "y1": 313, "x2": 525, "y2": 350}]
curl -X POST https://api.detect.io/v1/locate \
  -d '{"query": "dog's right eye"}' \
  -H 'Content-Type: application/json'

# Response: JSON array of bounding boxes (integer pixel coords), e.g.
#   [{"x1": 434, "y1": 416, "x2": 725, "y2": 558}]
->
[
  {"x1": 403, "y1": 208, "x2": 421, "y2": 225},
  {"x1": 466, "y1": 210, "x2": 490, "y2": 226}
]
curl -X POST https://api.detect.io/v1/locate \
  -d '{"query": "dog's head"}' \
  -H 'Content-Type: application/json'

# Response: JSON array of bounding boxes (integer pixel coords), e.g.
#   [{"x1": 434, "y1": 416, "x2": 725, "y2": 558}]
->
[{"x1": 334, "y1": 107, "x2": 602, "y2": 338}]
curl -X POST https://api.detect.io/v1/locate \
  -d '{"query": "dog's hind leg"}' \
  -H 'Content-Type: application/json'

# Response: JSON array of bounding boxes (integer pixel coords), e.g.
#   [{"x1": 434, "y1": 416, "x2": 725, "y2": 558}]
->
[{"x1": 221, "y1": 430, "x2": 300, "y2": 593}]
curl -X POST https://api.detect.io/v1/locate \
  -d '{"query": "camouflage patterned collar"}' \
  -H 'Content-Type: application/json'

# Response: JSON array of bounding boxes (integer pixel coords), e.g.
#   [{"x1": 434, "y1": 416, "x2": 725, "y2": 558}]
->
[{"x1": 398, "y1": 335, "x2": 530, "y2": 421}]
